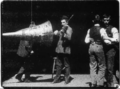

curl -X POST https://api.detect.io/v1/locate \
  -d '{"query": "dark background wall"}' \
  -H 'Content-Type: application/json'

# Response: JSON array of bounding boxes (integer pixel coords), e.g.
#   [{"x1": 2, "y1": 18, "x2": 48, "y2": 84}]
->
[{"x1": 1, "y1": 1, "x2": 119, "y2": 81}]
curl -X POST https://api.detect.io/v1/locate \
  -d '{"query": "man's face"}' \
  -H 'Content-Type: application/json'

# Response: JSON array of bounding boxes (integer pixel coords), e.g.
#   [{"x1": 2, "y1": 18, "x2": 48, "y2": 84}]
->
[
  {"x1": 61, "y1": 19, "x2": 68, "y2": 26},
  {"x1": 103, "y1": 17, "x2": 110, "y2": 24}
]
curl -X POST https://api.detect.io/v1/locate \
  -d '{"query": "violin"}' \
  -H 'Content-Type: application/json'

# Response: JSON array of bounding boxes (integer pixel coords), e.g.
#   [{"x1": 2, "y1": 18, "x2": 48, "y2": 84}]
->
[
  {"x1": 58, "y1": 26, "x2": 68, "y2": 42},
  {"x1": 60, "y1": 26, "x2": 68, "y2": 34}
]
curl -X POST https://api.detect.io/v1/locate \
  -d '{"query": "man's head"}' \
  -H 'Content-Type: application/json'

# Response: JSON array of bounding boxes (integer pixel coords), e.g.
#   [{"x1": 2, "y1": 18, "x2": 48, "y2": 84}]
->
[
  {"x1": 92, "y1": 14, "x2": 101, "y2": 25},
  {"x1": 102, "y1": 14, "x2": 111, "y2": 25},
  {"x1": 61, "y1": 15, "x2": 68, "y2": 26}
]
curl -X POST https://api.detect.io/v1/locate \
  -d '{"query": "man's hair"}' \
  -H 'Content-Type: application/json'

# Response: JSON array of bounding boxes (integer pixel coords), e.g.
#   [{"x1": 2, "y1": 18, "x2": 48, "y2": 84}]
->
[
  {"x1": 103, "y1": 14, "x2": 111, "y2": 20},
  {"x1": 61, "y1": 15, "x2": 69, "y2": 22},
  {"x1": 92, "y1": 14, "x2": 101, "y2": 24}
]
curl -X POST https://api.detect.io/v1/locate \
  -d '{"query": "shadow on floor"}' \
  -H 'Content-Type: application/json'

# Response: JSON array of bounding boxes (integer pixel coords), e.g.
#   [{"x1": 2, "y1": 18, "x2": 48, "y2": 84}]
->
[{"x1": 27, "y1": 75, "x2": 74, "y2": 83}]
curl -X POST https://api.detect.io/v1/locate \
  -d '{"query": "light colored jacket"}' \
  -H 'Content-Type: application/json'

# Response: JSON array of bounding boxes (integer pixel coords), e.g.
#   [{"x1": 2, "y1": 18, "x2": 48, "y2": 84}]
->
[{"x1": 55, "y1": 25, "x2": 72, "y2": 54}]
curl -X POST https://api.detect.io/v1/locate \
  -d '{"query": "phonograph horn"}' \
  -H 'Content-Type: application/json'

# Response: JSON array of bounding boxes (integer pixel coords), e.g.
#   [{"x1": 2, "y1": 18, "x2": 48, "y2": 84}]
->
[
  {"x1": 2, "y1": 21, "x2": 53, "y2": 43},
  {"x1": 3, "y1": 21, "x2": 53, "y2": 37}
]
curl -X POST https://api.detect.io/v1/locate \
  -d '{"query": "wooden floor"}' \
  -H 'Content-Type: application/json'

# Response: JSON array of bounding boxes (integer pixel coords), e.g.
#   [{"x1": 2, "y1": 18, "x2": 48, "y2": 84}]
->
[
  {"x1": 2, "y1": 74, "x2": 119, "y2": 88},
  {"x1": 3, "y1": 74, "x2": 91, "y2": 87}
]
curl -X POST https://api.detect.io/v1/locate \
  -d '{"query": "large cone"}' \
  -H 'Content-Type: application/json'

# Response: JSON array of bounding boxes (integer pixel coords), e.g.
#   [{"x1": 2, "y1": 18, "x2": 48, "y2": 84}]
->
[{"x1": 2, "y1": 21, "x2": 53, "y2": 43}]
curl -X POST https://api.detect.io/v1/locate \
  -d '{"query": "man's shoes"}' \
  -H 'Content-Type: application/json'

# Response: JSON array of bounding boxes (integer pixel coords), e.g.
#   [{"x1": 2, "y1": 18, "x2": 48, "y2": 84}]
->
[
  {"x1": 24, "y1": 78, "x2": 31, "y2": 82},
  {"x1": 91, "y1": 84, "x2": 97, "y2": 87},
  {"x1": 65, "y1": 76, "x2": 70, "y2": 84},
  {"x1": 107, "y1": 82, "x2": 114, "y2": 87},
  {"x1": 16, "y1": 74, "x2": 23, "y2": 82},
  {"x1": 97, "y1": 85, "x2": 104, "y2": 87},
  {"x1": 103, "y1": 82, "x2": 108, "y2": 87},
  {"x1": 52, "y1": 76, "x2": 60, "y2": 83}
]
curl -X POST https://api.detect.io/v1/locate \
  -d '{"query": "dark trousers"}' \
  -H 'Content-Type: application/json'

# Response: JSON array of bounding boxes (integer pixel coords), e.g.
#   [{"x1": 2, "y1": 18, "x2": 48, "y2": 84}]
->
[
  {"x1": 55, "y1": 53, "x2": 70, "y2": 78},
  {"x1": 89, "y1": 43, "x2": 106, "y2": 86},
  {"x1": 106, "y1": 48, "x2": 116, "y2": 86},
  {"x1": 16, "y1": 55, "x2": 34, "y2": 80}
]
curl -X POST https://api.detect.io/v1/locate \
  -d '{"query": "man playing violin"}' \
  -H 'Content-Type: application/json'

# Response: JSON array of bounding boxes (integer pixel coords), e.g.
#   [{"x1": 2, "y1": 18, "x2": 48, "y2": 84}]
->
[{"x1": 53, "y1": 15, "x2": 73, "y2": 84}]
